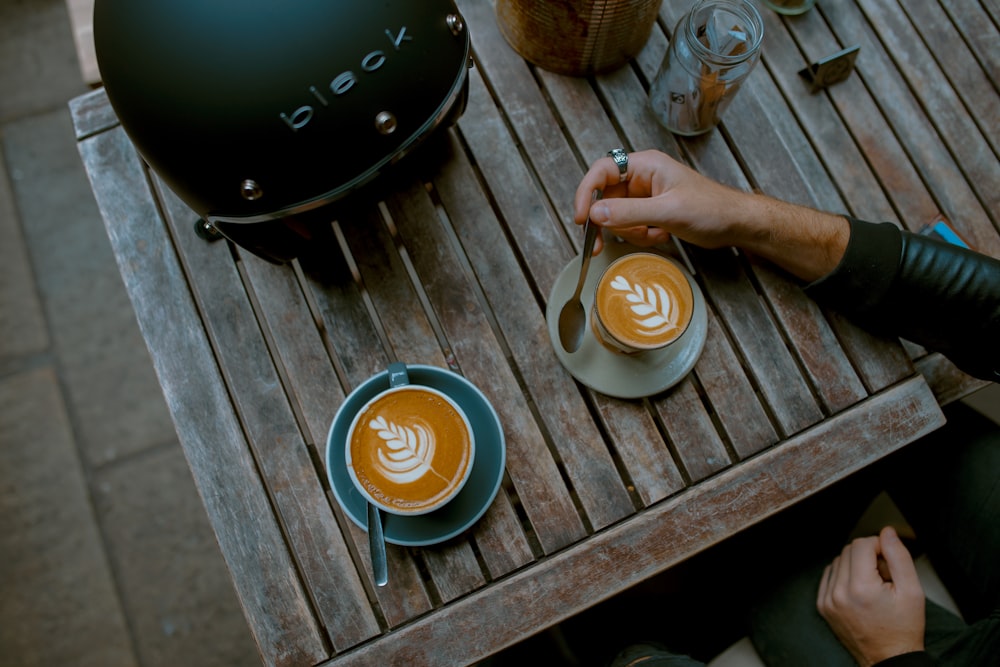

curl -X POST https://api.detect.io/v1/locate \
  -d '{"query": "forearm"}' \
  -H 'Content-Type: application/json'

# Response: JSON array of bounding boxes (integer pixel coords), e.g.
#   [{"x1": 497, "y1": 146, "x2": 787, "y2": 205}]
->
[
  {"x1": 729, "y1": 196, "x2": 1000, "y2": 381},
  {"x1": 729, "y1": 192, "x2": 850, "y2": 282}
]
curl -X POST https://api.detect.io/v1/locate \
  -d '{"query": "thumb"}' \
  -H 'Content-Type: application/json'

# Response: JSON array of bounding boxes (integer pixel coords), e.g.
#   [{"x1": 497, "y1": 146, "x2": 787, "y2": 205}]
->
[
  {"x1": 879, "y1": 526, "x2": 920, "y2": 590},
  {"x1": 589, "y1": 197, "x2": 675, "y2": 232}
]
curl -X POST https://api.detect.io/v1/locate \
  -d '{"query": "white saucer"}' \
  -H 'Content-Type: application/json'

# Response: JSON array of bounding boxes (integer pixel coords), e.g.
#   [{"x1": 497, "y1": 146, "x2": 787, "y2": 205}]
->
[{"x1": 546, "y1": 239, "x2": 708, "y2": 399}]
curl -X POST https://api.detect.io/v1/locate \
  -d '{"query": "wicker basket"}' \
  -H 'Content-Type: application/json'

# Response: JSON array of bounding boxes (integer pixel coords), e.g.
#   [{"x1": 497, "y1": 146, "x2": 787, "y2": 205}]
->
[{"x1": 496, "y1": 0, "x2": 663, "y2": 75}]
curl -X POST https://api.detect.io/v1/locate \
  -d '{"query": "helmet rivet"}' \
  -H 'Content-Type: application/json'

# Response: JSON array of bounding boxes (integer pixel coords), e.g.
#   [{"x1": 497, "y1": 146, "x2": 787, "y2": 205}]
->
[
  {"x1": 240, "y1": 179, "x2": 262, "y2": 201},
  {"x1": 375, "y1": 111, "x2": 398, "y2": 135},
  {"x1": 446, "y1": 14, "x2": 465, "y2": 36}
]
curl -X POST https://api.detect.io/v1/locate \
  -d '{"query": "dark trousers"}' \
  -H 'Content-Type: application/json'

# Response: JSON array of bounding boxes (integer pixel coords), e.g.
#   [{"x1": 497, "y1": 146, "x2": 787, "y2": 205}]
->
[
  {"x1": 609, "y1": 402, "x2": 1000, "y2": 667},
  {"x1": 750, "y1": 402, "x2": 1000, "y2": 667}
]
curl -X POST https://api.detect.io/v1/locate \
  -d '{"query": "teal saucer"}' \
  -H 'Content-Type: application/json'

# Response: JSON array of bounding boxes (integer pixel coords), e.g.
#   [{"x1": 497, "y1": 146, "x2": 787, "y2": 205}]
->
[{"x1": 327, "y1": 365, "x2": 506, "y2": 546}]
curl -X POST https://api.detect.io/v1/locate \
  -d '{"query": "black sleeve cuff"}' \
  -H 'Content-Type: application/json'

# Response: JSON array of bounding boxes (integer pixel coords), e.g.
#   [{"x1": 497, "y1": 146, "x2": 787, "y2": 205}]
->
[
  {"x1": 804, "y1": 218, "x2": 902, "y2": 315},
  {"x1": 873, "y1": 651, "x2": 936, "y2": 667}
]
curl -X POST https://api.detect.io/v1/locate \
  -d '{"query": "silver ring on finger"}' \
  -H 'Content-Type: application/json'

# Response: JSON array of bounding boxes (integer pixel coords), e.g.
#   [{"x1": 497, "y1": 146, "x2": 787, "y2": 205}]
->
[{"x1": 608, "y1": 148, "x2": 628, "y2": 182}]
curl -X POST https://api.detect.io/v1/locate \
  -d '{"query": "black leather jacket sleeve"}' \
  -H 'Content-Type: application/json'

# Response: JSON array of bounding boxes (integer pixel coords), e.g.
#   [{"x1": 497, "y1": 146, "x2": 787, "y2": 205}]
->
[{"x1": 804, "y1": 218, "x2": 1000, "y2": 383}]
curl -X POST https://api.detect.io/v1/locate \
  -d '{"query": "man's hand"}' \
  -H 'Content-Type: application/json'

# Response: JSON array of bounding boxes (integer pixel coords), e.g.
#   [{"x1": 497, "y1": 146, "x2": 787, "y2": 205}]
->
[
  {"x1": 572, "y1": 149, "x2": 850, "y2": 282},
  {"x1": 816, "y1": 526, "x2": 926, "y2": 667}
]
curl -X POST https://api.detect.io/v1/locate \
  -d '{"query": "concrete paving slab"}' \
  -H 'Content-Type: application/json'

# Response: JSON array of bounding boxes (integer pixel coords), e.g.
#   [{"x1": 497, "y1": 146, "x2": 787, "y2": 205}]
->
[
  {"x1": 3, "y1": 109, "x2": 176, "y2": 466},
  {"x1": 93, "y1": 444, "x2": 260, "y2": 667},
  {"x1": 0, "y1": 0, "x2": 89, "y2": 122},
  {"x1": 0, "y1": 151, "x2": 49, "y2": 362},
  {"x1": 0, "y1": 367, "x2": 136, "y2": 667}
]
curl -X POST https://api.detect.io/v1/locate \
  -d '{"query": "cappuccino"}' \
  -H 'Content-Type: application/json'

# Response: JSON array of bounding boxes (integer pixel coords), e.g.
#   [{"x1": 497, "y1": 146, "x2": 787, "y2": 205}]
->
[
  {"x1": 592, "y1": 252, "x2": 694, "y2": 354},
  {"x1": 347, "y1": 385, "x2": 474, "y2": 515}
]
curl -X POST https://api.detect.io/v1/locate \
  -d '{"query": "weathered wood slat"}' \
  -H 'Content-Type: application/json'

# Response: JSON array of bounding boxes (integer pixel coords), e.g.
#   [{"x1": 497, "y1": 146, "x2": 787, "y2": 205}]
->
[
  {"x1": 297, "y1": 223, "x2": 394, "y2": 390},
  {"x1": 942, "y1": 0, "x2": 1000, "y2": 92},
  {"x1": 735, "y1": 72, "x2": 847, "y2": 213},
  {"x1": 420, "y1": 546, "x2": 488, "y2": 604},
  {"x1": 824, "y1": 313, "x2": 915, "y2": 397},
  {"x1": 771, "y1": 7, "x2": 941, "y2": 235},
  {"x1": 635, "y1": 17, "x2": 667, "y2": 86},
  {"x1": 590, "y1": 391, "x2": 686, "y2": 507},
  {"x1": 334, "y1": 202, "x2": 492, "y2": 606},
  {"x1": 446, "y1": 78, "x2": 637, "y2": 534},
  {"x1": 901, "y1": 2, "x2": 1000, "y2": 160},
  {"x1": 981, "y1": 0, "x2": 1000, "y2": 34},
  {"x1": 536, "y1": 69, "x2": 624, "y2": 168},
  {"x1": 76, "y1": 127, "x2": 328, "y2": 666},
  {"x1": 758, "y1": 9, "x2": 901, "y2": 223},
  {"x1": 385, "y1": 137, "x2": 586, "y2": 554},
  {"x1": 455, "y1": 0, "x2": 585, "y2": 236},
  {"x1": 400, "y1": 146, "x2": 626, "y2": 547},
  {"x1": 596, "y1": 50, "x2": 685, "y2": 160},
  {"x1": 859, "y1": 0, "x2": 1000, "y2": 223},
  {"x1": 652, "y1": 375, "x2": 732, "y2": 482},
  {"x1": 154, "y1": 183, "x2": 379, "y2": 652},
  {"x1": 824, "y1": 0, "x2": 1000, "y2": 253},
  {"x1": 68, "y1": 88, "x2": 117, "y2": 140},
  {"x1": 465, "y1": 480, "x2": 535, "y2": 579},
  {"x1": 339, "y1": 204, "x2": 450, "y2": 368},
  {"x1": 457, "y1": 67, "x2": 572, "y2": 297},
  {"x1": 692, "y1": 304, "x2": 779, "y2": 461},
  {"x1": 365, "y1": 535, "x2": 435, "y2": 631},
  {"x1": 238, "y1": 254, "x2": 342, "y2": 447},
  {"x1": 685, "y1": 246, "x2": 823, "y2": 438},
  {"x1": 749, "y1": 260, "x2": 870, "y2": 414},
  {"x1": 327, "y1": 376, "x2": 944, "y2": 667}
]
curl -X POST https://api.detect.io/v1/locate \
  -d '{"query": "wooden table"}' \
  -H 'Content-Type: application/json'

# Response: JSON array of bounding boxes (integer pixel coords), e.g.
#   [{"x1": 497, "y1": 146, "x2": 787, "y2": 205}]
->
[{"x1": 70, "y1": 1, "x2": 997, "y2": 664}]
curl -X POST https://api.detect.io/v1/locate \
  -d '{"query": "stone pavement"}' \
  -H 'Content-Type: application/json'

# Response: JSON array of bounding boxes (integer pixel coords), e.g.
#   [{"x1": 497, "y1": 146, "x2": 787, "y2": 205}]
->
[{"x1": 0, "y1": 1, "x2": 257, "y2": 665}]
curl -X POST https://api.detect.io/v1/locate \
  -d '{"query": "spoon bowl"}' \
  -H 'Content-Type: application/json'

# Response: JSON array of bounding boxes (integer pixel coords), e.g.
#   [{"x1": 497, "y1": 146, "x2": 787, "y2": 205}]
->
[
  {"x1": 557, "y1": 288, "x2": 588, "y2": 353},
  {"x1": 557, "y1": 190, "x2": 602, "y2": 353}
]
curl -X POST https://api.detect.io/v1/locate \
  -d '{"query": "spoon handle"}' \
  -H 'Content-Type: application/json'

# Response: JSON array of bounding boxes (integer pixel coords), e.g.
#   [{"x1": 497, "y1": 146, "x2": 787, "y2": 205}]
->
[
  {"x1": 368, "y1": 502, "x2": 388, "y2": 586},
  {"x1": 574, "y1": 190, "x2": 603, "y2": 298}
]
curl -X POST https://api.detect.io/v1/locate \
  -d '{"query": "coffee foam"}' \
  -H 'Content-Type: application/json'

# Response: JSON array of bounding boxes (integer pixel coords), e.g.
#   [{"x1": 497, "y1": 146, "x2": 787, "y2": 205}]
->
[
  {"x1": 594, "y1": 253, "x2": 694, "y2": 351},
  {"x1": 347, "y1": 386, "x2": 473, "y2": 515}
]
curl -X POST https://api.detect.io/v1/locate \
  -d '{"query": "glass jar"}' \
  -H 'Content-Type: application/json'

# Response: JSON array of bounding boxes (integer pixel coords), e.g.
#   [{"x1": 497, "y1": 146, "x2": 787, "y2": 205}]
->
[
  {"x1": 762, "y1": 0, "x2": 816, "y2": 16},
  {"x1": 649, "y1": 0, "x2": 764, "y2": 136}
]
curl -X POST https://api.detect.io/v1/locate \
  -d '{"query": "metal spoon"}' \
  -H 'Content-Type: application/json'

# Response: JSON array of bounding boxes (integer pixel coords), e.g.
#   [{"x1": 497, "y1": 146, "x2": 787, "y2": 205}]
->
[
  {"x1": 367, "y1": 361, "x2": 407, "y2": 588},
  {"x1": 558, "y1": 190, "x2": 602, "y2": 353}
]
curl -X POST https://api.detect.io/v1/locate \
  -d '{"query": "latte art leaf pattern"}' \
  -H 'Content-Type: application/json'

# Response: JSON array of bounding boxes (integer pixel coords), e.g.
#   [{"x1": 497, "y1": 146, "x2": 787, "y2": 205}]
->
[
  {"x1": 610, "y1": 274, "x2": 681, "y2": 337},
  {"x1": 368, "y1": 416, "x2": 448, "y2": 485}
]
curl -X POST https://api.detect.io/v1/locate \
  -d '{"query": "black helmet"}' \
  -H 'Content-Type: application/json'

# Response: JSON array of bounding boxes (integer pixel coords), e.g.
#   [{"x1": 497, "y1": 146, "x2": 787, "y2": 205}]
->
[{"x1": 94, "y1": 0, "x2": 470, "y2": 262}]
